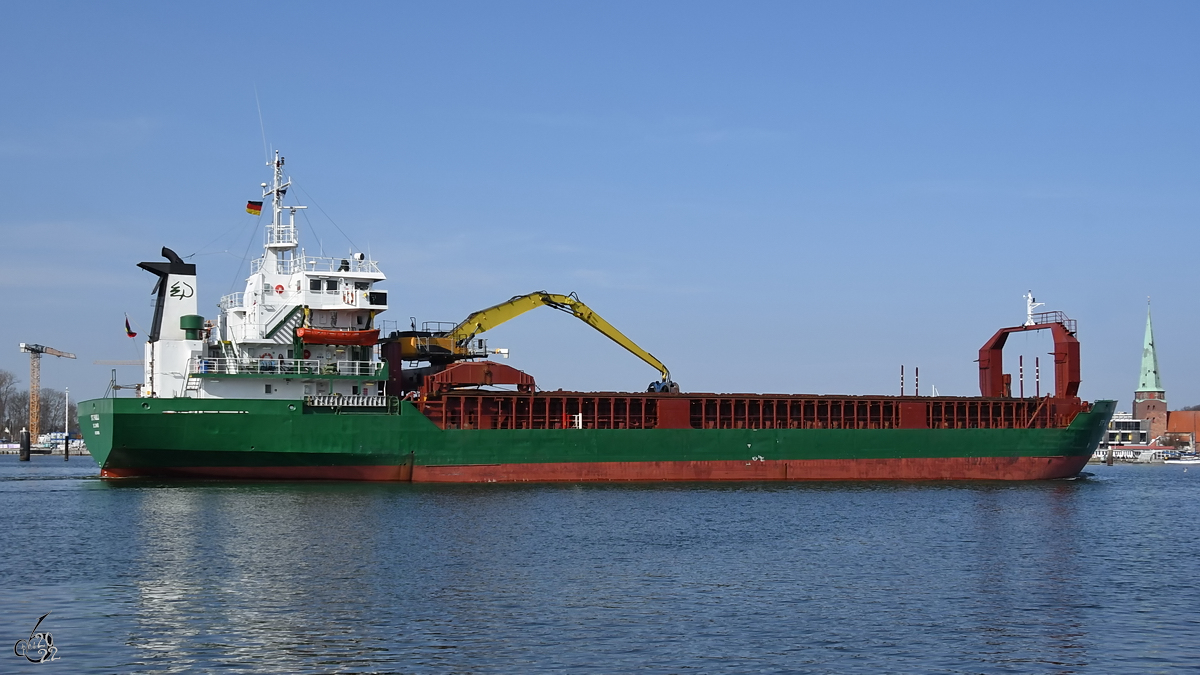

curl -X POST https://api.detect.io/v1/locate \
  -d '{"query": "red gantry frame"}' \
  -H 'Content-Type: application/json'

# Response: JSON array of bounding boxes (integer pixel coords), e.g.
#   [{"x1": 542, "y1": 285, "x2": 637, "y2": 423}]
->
[{"x1": 978, "y1": 311, "x2": 1080, "y2": 399}]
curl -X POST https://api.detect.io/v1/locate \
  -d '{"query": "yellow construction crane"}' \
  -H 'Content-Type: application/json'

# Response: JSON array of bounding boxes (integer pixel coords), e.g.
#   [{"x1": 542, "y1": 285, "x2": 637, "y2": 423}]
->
[
  {"x1": 19, "y1": 343, "x2": 76, "y2": 436},
  {"x1": 396, "y1": 292, "x2": 678, "y2": 392}
]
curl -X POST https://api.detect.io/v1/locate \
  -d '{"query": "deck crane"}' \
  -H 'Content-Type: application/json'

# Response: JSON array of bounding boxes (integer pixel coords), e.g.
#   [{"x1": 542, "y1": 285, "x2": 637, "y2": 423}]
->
[
  {"x1": 19, "y1": 343, "x2": 76, "y2": 437},
  {"x1": 396, "y1": 291, "x2": 678, "y2": 393}
]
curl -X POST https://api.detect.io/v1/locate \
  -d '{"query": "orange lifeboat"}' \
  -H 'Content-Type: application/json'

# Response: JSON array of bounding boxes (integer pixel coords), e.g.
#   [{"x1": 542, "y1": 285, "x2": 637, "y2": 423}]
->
[{"x1": 296, "y1": 328, "x2": 380, "y2": 346}]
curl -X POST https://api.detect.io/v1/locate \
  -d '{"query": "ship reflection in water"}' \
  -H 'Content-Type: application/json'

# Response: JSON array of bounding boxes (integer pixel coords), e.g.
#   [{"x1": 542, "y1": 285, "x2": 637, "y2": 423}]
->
[{"x1": 2, "y1": 457, "x2": 1196, "y2": 673}]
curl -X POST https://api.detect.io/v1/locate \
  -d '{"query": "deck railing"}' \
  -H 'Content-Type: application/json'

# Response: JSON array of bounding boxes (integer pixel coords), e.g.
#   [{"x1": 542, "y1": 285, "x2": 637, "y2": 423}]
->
[
  {"x1": 250, "y1": 255, "x2": 382, "y2": 276},
  {"x1": 219, "y1": 292, "x2": 244, "y2": 310},
  {"x1": 191, "y1": 358, "x2": 384, "y2": 377},
  {"x1": 335, "y1": 360, "x2": 383, "y2": 376},
  {"x1": 1029, "y1": 310, "x2": 1077, "y2": 335},
  {"x1": 306, "y1": 395, "x2": 387, "y2": 407}
]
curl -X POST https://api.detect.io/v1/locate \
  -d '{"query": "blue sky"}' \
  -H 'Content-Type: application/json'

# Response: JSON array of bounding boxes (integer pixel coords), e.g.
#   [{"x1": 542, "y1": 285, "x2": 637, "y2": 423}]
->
[{"x1": 2, "y1": 1, "x2": 1198, "y2": 408}]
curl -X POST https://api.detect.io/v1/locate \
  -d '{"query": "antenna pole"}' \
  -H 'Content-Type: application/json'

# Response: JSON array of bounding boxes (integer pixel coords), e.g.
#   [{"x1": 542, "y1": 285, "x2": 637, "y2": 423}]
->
[
  {"x1": 1035, "y1": 357, "x2": 1040, "y2": 398},
  {"x1": 259, "y1": 151, "x2": 305, "y2": 274},
  {"x1": 1019, "y1": 355, "x2": 1025, "y2": 399},
  {"x1": 254, "y1": 86, "x2": 269, "y2": 164},
  {"x1": 900, "y1": 365, "x2": 904, "y2": 396},
  {"x1": 63, "y1": 386, "x2": 69, "y2": 462}
]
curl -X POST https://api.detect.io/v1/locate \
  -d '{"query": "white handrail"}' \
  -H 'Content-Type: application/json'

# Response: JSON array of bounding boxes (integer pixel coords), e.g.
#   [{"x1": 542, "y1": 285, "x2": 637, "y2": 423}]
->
[
  {"x1": 190, "y1": 358, "x2": 383, "y2": 377},
  {"x1": 306, "y1": 395, "x2": 387, "y2": 407},
  {"x1": 219, "y1": 292, "x2": 244, "y2": 310}
]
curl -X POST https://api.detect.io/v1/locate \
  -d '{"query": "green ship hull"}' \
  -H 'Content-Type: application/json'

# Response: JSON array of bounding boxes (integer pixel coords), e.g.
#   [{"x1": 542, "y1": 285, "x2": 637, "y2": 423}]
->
[
  {"x1": 79, "y1": 397, "x2": 1115, "y2": 482},
  {"x1": 93, "y1": 155, "x2": 1112, "y2": 483}
]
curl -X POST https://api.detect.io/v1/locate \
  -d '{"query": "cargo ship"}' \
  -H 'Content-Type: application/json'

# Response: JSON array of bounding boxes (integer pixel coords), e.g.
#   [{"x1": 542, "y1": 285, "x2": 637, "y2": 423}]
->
[{"x1": 79, "y1": 153, "x2": 1114, "y2": 482}]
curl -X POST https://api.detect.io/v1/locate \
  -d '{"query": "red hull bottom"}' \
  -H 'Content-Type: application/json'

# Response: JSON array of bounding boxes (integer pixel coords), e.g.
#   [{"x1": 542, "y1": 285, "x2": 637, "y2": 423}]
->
[{"x1": 100, "y1": 455, "x2": 1091, "y2": 482}]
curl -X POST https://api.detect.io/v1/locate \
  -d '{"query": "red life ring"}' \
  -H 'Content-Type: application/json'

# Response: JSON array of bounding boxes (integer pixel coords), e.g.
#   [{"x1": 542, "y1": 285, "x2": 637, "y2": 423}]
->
[
  {"x1": 261, "y1": 353, "x2": 273, "y2": 360},
  {"x1": 274, "y1": 284, "x2": 284, "y2": 294},
  {"x1": 302, "y1": 349, "x2": 311, "y2": 359}
]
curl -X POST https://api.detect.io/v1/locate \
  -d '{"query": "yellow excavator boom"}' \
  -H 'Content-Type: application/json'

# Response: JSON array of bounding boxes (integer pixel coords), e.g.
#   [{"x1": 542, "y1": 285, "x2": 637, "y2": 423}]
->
[{"x1": 448, "y1": 291, "x2": 673, "y2": 387}]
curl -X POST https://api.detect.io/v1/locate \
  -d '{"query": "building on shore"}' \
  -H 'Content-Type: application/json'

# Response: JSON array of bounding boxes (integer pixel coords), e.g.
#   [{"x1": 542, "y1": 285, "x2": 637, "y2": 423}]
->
[
  {"x1": 1101, "y1": 412, "x2": 1151, "y2": 448},
  {"x1": 1166, "y1": 411, "x2": 1199, "y2": 450},
  {"x1": 1091, "y1": 303, "x2": 1196, "y2": 459},
  {"x1": 1106, "y1": 302, "x2": 1198, "y2": 453},
  {"x1": 1132, "y1": 304, "x2": 1168, "y2": 441}
]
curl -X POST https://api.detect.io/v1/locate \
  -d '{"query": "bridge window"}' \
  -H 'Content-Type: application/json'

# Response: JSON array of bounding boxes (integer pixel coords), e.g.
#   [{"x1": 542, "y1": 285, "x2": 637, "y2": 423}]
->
[{"x1": 309, "y1": 279, "x2": 322, "y2": 291}]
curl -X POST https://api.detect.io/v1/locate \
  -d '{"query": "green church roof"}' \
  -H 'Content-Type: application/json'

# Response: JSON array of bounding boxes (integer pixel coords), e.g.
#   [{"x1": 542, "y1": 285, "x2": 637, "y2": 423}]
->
[{"x1": 1137, "y1": 305, "x2": 1164, "y2": 393}]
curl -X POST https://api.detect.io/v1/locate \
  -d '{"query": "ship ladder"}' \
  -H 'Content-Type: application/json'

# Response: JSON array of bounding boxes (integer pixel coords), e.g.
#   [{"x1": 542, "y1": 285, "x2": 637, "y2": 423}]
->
[{"x1": 184, "y1": 356, "x2": 202, "y2": 392}]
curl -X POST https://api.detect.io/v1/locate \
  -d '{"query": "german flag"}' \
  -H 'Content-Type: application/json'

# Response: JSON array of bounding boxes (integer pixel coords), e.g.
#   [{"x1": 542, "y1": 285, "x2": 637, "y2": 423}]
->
[
  {"x1": 246, "y1": 200, "x2": 263, "y2": 216},
  {"x1": 125, "y1": 314, "x2": 137, "y2": 338}
]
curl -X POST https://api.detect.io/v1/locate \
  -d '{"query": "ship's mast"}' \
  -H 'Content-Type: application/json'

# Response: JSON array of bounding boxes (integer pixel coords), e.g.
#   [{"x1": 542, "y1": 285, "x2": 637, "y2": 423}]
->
[
  {"x1": 261, "y1": 151, "x2": 306, "y2": 273},
  {"x1": 1023, "y1": 291, "x2": 1044, "y2": 326}
]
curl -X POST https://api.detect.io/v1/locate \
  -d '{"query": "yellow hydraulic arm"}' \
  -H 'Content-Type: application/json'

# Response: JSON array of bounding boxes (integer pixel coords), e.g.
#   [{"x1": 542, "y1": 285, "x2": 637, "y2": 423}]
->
[{"x1": 449, "y1": 291, "x2": 677, "y2": 392}]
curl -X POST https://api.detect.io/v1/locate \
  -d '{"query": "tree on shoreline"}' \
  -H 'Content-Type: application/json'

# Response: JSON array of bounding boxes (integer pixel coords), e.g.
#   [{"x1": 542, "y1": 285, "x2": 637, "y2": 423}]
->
[{"x1": 0, "y1": 368, "x2": 79, "y2": 441}]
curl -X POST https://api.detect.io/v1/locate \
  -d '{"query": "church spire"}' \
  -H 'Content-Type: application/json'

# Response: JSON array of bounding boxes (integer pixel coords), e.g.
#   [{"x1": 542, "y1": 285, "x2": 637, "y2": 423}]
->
[{"x1": 1137, "y1": 302, "x2": 1164, "y2": 393}]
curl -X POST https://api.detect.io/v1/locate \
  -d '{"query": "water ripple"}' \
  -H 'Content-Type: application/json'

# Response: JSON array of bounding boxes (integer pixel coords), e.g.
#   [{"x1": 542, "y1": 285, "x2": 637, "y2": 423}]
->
[{"x1": 1, "y1": 457, "x2": 1197, "y2": 673}]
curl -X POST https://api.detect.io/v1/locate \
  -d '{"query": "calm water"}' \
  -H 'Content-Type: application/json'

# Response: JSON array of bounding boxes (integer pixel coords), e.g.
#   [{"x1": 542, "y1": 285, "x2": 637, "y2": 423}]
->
[{"x1": 1, "y1": 455, "x2": 1197, "y2": 674}]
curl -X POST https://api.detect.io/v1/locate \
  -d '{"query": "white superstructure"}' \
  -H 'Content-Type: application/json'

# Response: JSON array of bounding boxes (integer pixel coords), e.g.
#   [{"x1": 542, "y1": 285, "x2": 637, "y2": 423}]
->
[{"x1": 140, "y1": 152, "x2": 389, "y2": 401}]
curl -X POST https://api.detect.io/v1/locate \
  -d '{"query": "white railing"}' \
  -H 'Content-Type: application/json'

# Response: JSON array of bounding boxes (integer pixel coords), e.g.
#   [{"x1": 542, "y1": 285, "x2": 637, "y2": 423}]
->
[
  {"x1": 303, "y1": 256, "x2": 381, "y2": 274},
  {"x1": 249, "y1": 255, "x2": 382, "y2": 275},
  {"x1": 192, "y1": 358, "x2": 320, "y2": 375},
  {"x1": 249, "y1": 257, "x2": 302, "y2": 275},
  {"x1": 336, "y1": 360, "x2": 385, "y2": 376},
  {"x1": 191, "y1": 358, "x2": 382, "y2": 377},
  {"x1": 306, "y1": 395, "x2": 387, "y2": 407},
  {"x1": 409, "y1": 336, "x2": 489, "y2": 357},
  {"x1": 219, "y1": 293, "x2": 244, "y2": 310},
  {"x1": 266, "y1": 224, "x2": 297, "y2": 247}
]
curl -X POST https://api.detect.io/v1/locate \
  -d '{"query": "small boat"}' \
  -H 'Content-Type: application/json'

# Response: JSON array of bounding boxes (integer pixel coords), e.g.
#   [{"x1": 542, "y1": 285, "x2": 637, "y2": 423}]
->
[{"x1": 1165, "y1": 455, "x2": 1200, "y2": 465}]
